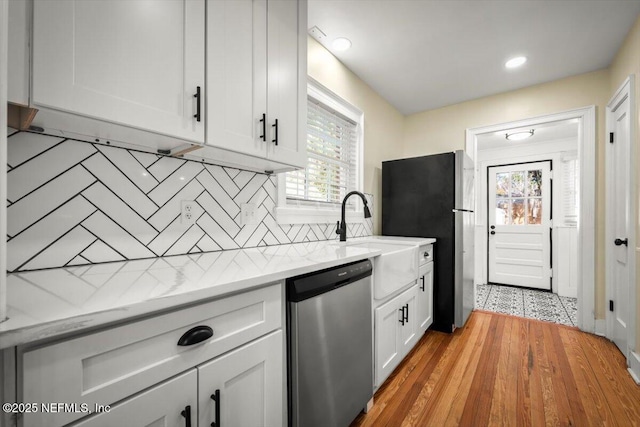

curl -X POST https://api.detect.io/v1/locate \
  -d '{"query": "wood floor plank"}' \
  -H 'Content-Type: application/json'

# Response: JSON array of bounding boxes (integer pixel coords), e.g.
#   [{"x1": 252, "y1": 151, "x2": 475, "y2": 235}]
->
[
  {"x1": 459, "y1": 314, "x2": 505, "y2": 426},
  {"x1": 431, "y1": 313, "x2": 490, "y2": 426},
  {"x1": 351, "y1": 311, "x2": 640, "y2": 427},
  {"x1": 487, "y1": 315, "x2": 518, "y2": 426}
]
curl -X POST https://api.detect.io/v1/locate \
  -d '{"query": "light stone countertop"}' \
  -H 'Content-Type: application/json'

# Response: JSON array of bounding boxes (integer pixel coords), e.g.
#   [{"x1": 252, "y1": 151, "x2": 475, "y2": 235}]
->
[{"x1": 0, "y1": 236, "x2": 435, "y2": 349}]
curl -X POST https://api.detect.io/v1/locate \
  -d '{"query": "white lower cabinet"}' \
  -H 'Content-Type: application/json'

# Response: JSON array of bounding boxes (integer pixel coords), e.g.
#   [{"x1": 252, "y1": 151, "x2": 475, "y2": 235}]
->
[
  {"x1": 198, "y1": 331, "x2": 283, "y2": 427},
  {"x1": 20, "y1": 284, "x2": 282, "y2": 427},
  {"x1": 374, "y1": 285, "x2": 419, "y2": 387},
  {"x1": 73, "y1": 370, "x2": 198, "y2": 427},
  {"x1": 416, "y1": 262, "x2": 434, "y2": 335}
]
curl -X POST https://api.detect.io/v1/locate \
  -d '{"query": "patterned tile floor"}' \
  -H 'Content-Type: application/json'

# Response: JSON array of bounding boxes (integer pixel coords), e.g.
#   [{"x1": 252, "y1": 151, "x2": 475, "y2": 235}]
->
[{"x1": 476, "y1": 284, "x2": 578, "y2": 327}]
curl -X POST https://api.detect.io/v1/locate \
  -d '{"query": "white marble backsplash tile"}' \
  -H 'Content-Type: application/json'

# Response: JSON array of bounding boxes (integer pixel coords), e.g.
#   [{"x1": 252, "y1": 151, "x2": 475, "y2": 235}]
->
[{"x1": 6, "y1": 131, "x2": 373, "y2": 272}]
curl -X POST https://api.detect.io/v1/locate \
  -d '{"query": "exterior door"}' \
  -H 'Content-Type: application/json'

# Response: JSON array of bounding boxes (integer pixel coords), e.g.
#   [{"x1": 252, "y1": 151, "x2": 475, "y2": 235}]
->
[
  {"x1": 488, "y1": 161, "x2": 552, "y2": 290},
  {"x1": 607, "y1": 79, "x2": 632, "y2": 356}
]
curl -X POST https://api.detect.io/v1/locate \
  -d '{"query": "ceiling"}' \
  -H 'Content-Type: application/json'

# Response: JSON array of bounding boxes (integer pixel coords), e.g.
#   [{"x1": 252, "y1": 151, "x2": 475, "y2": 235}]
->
[
  {"x1": 477, "y1": 119, "x2": 578, "y2": 151},
  {"x1": 308, "y1": 0, "x2": 640, "y2": 115}
]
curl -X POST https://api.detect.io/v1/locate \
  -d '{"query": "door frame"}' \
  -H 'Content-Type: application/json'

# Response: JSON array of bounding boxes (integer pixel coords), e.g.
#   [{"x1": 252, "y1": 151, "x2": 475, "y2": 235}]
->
[
  {"x1": 487, "y1": 160, "x2": 553, "y2": 290},
  {"x1": 606, "y1": 75, "x2": 637, "y2": 360},
  {"x1": 466, "y1": 106, "x2": 596, "y2": 333}
]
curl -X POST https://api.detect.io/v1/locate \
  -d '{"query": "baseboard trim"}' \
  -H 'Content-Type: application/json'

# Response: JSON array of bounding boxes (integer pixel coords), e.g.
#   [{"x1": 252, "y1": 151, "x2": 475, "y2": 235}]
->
[
  {"x1": 595, "y1": 319, "x2": 606, "y2": 336},
  {"x1": 628, "y1": 351, "x2": 640, "y2": 385}
]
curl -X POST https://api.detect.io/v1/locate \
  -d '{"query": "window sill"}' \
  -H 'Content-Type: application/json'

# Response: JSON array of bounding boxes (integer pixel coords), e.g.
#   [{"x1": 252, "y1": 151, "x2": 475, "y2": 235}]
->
[{"x1": 274, "y1": 206, "x2": 366, "y2": 225}]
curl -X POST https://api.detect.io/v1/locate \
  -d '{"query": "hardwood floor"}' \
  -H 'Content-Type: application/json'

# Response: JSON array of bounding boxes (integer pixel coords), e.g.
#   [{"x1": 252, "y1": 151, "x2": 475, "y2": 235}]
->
[{"x1": 352, "y1": 310, "x2": 640, "y2": 427}]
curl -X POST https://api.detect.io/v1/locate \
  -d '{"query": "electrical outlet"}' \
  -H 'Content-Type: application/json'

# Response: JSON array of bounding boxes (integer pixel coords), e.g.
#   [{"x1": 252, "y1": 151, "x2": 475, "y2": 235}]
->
[
  {"x1": 241, "y1": 203, "x2": 258, "y2": 226},
  {"x1": 181, "y1": 200, "x2": 196, "y2": 225}
]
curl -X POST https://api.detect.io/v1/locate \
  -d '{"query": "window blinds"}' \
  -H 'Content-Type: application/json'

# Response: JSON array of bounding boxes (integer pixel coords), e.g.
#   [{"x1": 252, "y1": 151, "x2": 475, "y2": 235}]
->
[
  {"x1": 562, "y1": 158, "x2": 579, "y2": 225},
  {"x1": 286, "y1": 97, "x2": 358, "y2": 207}
]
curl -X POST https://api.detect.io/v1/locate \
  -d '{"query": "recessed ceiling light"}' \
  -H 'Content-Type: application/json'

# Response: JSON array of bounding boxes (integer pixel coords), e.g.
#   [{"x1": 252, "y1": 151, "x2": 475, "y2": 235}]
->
[
  {"x1": 332, "y1": 37, "x2": 352, "y2": 51},
  {"x1": 505, "y1": 56, "x2": 527, "y2": 69},
  {"x1": 505, "y1": 130, "x2": 534, "y2": 141}
]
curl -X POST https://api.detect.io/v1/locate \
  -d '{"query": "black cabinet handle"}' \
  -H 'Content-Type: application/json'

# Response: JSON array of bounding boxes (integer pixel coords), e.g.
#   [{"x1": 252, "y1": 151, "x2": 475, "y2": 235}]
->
[
  {"x1": 490, "y1": 231, "x2": 496, "y2": 235},
  {"x1": 490, "y1": 225, "x2": 495, "y2": 230},
  {"x1": 272, "y1": 119, "x2": 278, "y2": 145},
  {"x1": 420, "y1": 276, "x2": 425, "y2": 291},
  {"x1": 404, "y1": 304, "x2": 409, "y2": 322},
  {"x1": 614, "y1": 238, "x2": 628, "y2": 247},
  {"x1": 177, "y1": 325, "x2": 213, "y2": 346},
  {"x1": 193, "y1": 86, "x2": 201, "y2": 122},
  {"x1": 259, "y1": 113, "x2": 266, "y2": 141},
  {"x1": 399, "y1": 306, "x2": 405, "y2": 325},
  {"x1": 210, "y1": 389, "x2": 221, "y2": 427},
  {"x1": 181, "y1": 405, "x2": 192, "y2": 427}
]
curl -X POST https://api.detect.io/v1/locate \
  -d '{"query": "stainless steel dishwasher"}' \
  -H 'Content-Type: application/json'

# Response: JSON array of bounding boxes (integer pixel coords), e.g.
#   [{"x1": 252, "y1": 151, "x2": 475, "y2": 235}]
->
[{"x1": 287, "y1": 259, "x2": 373, "y2": 427}]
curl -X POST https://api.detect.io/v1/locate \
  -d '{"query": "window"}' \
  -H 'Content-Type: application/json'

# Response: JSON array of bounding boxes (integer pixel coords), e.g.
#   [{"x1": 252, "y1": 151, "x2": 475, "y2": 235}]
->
[
  {"x1": 276, "y1": 78, "x2": 364, "y2": 224},
  {"x1": 562, "y1": 153, "x2": 579, "y2": 226}
]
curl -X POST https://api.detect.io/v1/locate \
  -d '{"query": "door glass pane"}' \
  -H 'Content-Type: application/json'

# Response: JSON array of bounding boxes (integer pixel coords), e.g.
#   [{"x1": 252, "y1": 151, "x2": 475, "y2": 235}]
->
[
  {"x1": 510, "y1": 172, "x2": 525, "y2": 197},
  {"x1": 511, "y1": 199, "x2": 525, "y2": 224},
  {"x1": 527, "y1": 199, "x2": 542, "y2": 225},
  {"x1": 527, "y1": 170, "x2": 542, "y2": 196},
  {"x1": 495, "y1": 173, "x2": 509, "y2": 197},
  {"x1": 496, "y1": 200, "x2": 509, "y2": 225}
]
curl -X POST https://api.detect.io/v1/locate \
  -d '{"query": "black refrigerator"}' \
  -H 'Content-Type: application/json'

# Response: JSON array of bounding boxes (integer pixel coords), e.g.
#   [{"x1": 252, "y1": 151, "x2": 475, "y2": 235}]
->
[{"x1": 382, "y1": 150, "x2": 475, "y2": 333}]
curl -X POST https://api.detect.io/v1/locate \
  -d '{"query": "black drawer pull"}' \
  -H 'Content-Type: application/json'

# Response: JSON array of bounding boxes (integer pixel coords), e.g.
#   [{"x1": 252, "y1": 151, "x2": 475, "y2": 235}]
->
[
  {"x1": 272, "y1": 119, "x2": 278, "y2": 145},
  {"x1": 399, "y1": 306, "x2": 405, "y2": 325},
  {"x1": 210, "y1": 389, "x2": 221, "y2": 427},
  {"x1": 193, "y1": 86, "x2": 202, "y2": 122},
  {"x1": 259, "y1": 113, "x2": 266, "y2": 141},
  {"x1": 181, "y1": 405, "x2": 192, "y2": 427},
  {"x1": 177, "y1": 325, "x2": 213, "y2": 346}
]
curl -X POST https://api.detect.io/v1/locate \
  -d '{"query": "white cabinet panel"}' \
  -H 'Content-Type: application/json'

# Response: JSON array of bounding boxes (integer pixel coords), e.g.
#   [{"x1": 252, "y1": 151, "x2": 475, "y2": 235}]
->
[
  {"x1": 206, "y1": 0, "x2": 267, "y2": 158},
  {"x1": 374, "y1": 291, "x2": 403, "y2": 387},
  {"x1": 417, "y1": 262, "x2": 434, "y2": 334},
  {"x1": 206, "y1": 0, "x2": 306, "y2": 169},
  {"x1": 266, "y1": 0, "x2": 306, "y2": 167},
  {"x1": 74, "y1": 370, "x2": 197, "y2": 427},
  {"x1": 32, "y1": 0, "x2": 205, "y2": 143},
  {"x1": 198, "y1": 331, "x2": 283, "y2": 427},
  {"x1": 400, "y1": 286, "x2": 420, "y2": 353}
]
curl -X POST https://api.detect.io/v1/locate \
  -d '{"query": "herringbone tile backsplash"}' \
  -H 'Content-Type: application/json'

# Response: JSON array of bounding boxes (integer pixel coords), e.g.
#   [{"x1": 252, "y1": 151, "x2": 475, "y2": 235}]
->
[{"x1": 6, "y1": 130, "x2": 373, "y2": 272}]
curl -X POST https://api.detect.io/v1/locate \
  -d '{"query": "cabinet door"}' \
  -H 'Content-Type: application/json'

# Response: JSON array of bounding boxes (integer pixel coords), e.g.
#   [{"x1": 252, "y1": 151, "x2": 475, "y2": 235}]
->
[
  {"x1": 266, "y1": 0, "x2": 307, "y2": 168},
  {"x1": 32, "y1": 0, "x2": 205, "y2": 143},
  {"x1": 417, "y1": 262, "x2": 434, "y2": 334},
  {"x1": 374, "y1": 295, "x2": 404, "y2": 387},
  {"x1": 74, "y1": 370, "x2": 197, "y2": 427},
  {"x1": 206, "y1": 0, "x2": 268, "y2": 158},
  {"x1": 400, "y1": 285, "x2": 420, "y2": 353},
  {"x1": 198, "y1": 331, "x2": 283, "y2": 427}
]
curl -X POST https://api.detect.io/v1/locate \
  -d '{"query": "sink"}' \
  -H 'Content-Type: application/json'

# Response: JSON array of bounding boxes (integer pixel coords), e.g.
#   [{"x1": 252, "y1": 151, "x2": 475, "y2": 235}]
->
[{"x1": 343, "y1": 240, "x2": 419, "y2": 300}]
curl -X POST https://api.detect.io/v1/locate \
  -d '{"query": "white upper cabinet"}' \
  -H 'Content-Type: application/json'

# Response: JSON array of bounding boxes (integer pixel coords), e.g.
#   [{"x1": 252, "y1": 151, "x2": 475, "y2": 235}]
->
[
  {"x1": 206, "y1": 0, "x2": 307, "y2": 169},
  {"x1": 31, "y1": 0, "x2": 205, "y2": 143}
]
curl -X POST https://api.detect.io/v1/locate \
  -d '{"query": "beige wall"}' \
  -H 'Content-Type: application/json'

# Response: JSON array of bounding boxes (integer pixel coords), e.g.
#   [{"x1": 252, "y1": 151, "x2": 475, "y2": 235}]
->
[
  {"x1": 403, "y1": 69, "x2": 611, "y2": 319},
  {"x1": 610, "y1": 15, "x2": 640, "y2": 352},
  {"x1": 307, "y1": 37, "x2": 405, "y2": 234}
]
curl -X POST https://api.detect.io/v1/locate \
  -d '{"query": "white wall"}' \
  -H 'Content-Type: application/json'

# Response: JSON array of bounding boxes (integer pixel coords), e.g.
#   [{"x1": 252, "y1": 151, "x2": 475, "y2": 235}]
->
[{"x1": 476, "y1": 137, "x2": 578, "y2": 295}]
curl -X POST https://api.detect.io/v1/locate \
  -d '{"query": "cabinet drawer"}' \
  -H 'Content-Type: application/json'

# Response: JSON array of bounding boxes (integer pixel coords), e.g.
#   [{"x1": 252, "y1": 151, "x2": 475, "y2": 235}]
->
[{"x1": 22, "y1": 283, "x2": 281, "y2": 427}]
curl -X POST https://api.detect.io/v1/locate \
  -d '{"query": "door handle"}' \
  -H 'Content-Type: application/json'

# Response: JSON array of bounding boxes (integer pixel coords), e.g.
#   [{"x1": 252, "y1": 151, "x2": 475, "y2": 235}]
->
[
  {"x1": 614, "y1": 238, "x2": 628, "y2": 247},
  {"x1": 399, "y1": 306, "x2": 406, "y2": 325},
  {"x1": 490, "y1": 225, "x2": 495, "y2": 230},
  {"x1": 420, "y1": 276, "x2": 425, "y2": 291},
  {"x1": 403, "y1": 303, "x2": 409, "y2": 322},
  {"x1": 181, "y1": 405, "x2": 192, "y2": 427},
  {"x1": 490, "y1": 231, "x2": 496, "y2": 235}
]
